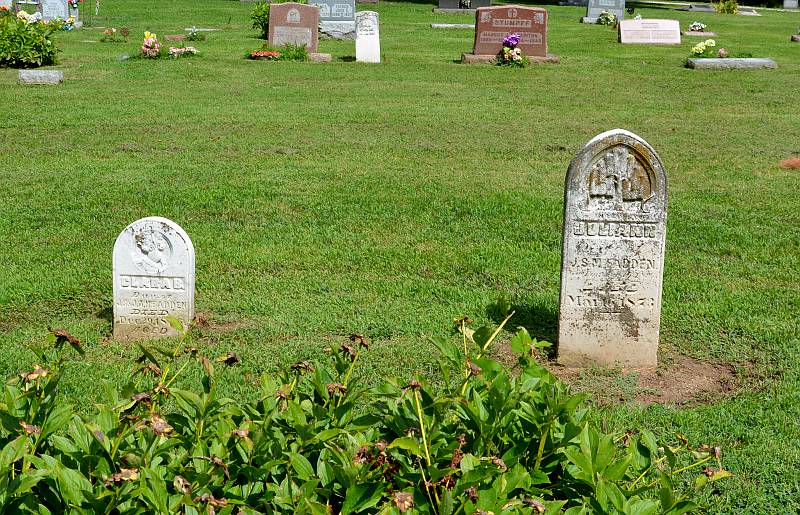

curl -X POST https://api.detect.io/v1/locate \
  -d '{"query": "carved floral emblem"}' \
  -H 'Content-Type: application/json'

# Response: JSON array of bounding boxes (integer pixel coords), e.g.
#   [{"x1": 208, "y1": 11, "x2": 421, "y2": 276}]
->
[{"x1": 587, "y1": 146, "x2": 654, "y2": 206}]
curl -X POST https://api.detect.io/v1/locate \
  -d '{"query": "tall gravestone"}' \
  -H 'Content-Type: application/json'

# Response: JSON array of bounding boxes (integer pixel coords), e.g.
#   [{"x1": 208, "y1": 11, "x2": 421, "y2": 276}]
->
[
  {"x1": 472, "y1": 5, "x2": 548, "y2": 56},
  {"x1": 558, "y1": 129, "x2": 667, "y2": 368},
  {"x1": 582, "y1": 0, "x2": 625, "y2": 24},
  {"x1": 312, "y1": 0, "x2": 355, "y2": 39},
  {"x1": 268, "y1": 3, "x2": 320, "y2": 52},
  {"x1": 40, "y1": 0, "x2": 67, "y2": 20},
  {"x1": 113, "y1": 217, "x2": 195, "y2": 341},
  {"x1": 355, "y1": 11, "x2": 380, "y2": 63}
]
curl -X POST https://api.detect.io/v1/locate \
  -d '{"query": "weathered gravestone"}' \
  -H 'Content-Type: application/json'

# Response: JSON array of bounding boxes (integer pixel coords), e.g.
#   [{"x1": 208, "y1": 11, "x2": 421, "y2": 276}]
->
[
  {"x1": 582, "y1": 0, "x2": 625, "y2": 24},
  {"x1": 468, "y1": 5, "x2": 550, "y2": 58},
  {"x1": 785, "y1": 0, "x2": 799, "y2": 9},
  {"x1": 355, "y1": 11, "x2": 380, "y2": 62},
  {"x1": 581, "y1": 0, "x2": 625, "y2": 23},
  {"x1": 268, "y1": 2, "x2": 320, "y2": 52},
  {"x1": 39, "y1": 0, "x2": 67, "y2": 20},
  {"x1": 558, "y1": 129, "x2": 667, "y2": 368},
  {"x1": 311, "y1": 0, "x2": 355, "y2": 40},
  {"x1": 113, "y1": 217, "x2": 195, "y2": 341},
  {"x1": 18, "y1": 69, "x2": 63, "y2": 84},
  {"x1": 619, "y1": 19, "x2": 680, "y2": 44}
]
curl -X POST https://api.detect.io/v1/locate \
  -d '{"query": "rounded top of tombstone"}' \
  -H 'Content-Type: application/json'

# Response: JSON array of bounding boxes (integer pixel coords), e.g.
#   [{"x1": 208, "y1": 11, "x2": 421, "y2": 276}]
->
[{"x1": 113, "y1": 216, "x2": 195, "y2": 260}]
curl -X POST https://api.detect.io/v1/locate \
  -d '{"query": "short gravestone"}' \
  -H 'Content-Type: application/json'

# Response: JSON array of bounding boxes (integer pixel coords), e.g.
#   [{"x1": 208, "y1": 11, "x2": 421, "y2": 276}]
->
[
  {"x1": 471, "y1": 5, "x2": 550, "y2": 57},
  {"x1": 686, "y1": 3, "x2": 715, "y2": 11},
  {"x1": 582, "y1": 0, "x2": 625, "y2": 24},
  {"x1": 39, "y1": 0, "x2": 67, "y2": 20},
  {"x1": 437, "y1": 0, "x2": 490, "y2": 10},
  {"x1": 558, "y1": 129, "x2": 667, "y2": 368},
  {"x1": 687, "y1": 57, "x2": 777, "y2": 70},
  {"x1": 113, "y1": 217, "x2": 195, "y2": 341},
  {"x1": 785, "y1": 0, "x2": 799, "y2": 9},
  {"x1": 268, "y1": 2, "x2": 320, "y2": 52},
  {"x1": 619, "y1": 19, "x2": 680, "y2": 44},
  {"x1": 18, "y1": 69, "x2": 63, "y2": 84},
  {"x1": 355, "y1": 11, "x2": 380, "y2": 63},
  {"x1": 311, "y1": 0, "x2": 355, "y2": 40}
]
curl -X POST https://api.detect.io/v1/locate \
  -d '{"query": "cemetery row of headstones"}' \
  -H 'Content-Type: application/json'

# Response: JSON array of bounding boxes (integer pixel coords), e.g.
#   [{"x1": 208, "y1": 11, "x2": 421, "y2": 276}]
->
[
  {"x1": 5, "y1": 0, "x2": 80, "y2": 24},
  {"x1": 267, "y1": 2, "x2": 380, "y2": 63},
  {"x1": 113, "y1": 129, "x2": 667, "y2": 369}
]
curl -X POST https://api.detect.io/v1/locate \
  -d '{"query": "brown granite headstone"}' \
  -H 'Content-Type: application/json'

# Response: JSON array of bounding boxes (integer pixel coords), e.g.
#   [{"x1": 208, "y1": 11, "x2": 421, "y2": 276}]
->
[
  {"x1": 268, "y1": 3, "x2": 320, "y2": 52},
  {"x1": 473, "y1": 5, "x2": 547, "y2": 57}
]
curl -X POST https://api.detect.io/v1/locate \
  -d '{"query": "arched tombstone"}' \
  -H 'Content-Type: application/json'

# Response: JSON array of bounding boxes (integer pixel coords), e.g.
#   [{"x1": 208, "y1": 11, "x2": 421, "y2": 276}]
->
[
  {"x1": 558, "y1": 129, "x2": 667, "y2": 368},
  {"x1": 113, "y1": 217, "x2": 195, "y2": 341}
]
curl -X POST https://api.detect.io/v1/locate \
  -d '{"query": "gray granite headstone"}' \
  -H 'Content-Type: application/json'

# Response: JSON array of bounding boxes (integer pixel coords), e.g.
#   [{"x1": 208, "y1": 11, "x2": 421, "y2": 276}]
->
[
  {"x1": 583, "y1": 0, "x2": 625, "y2": 23},
  {"x1": 687, "y1": 58, "x2": 777, "y2": 69},
  {"x1": 40, "y1": 0, "x2": 68, "y2": 20},
  {"x1": 785, "y1": 0, "x2": 799, "y2": 8},
  {"x1": 558, "y1": 129, "x2": 667, "y2": 368},
  {"x1": 113, "y1": 217, "x2": 195, "y2": 341},
  {"x1": 18, "y1": 70, "x2": 63, "y2": 84},
  {"x1": 311, "y1": 0, "x2": 355, "y2": 39}
]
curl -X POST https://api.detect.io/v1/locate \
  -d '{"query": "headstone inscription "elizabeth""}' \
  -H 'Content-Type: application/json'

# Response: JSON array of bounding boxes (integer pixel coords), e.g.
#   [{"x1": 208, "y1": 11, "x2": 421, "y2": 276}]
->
[
  {"x1": 312, "y1": 0, "x2": 355, "y2": 39},
  {"x1": 40, "y1": 0, "x2": 68, "y2": 20},
  {"x1": 558, "y1": 129, "x2": 667, "y2": 368},
  {"x1": 113, "y1": 217, "x2": 195, "y2": 341},
  {"x1": 473, "y1": 5, "x2": 548, "y2": 56},
  {"x1": 268, "y1": 3, "x2": 320, "y2": 52},
  {"x1": 355, "y1": 11, "x2": 380, "y2": 62},
  {"x1": 583, "y1": 0, "x2": 625, "y2": 24},
  {"x1": 618, "y1": 19, "x2": 680, "y2": 44}
]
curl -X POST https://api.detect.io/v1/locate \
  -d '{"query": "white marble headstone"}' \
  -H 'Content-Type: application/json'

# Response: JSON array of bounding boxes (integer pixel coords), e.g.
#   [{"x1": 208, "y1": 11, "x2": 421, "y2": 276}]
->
[
  {"x1": 356, "y1": 11, "x2": 380, "y2": 63},
  {"x1": 113, "y1": 217, "x2": 195, "y2": 341},
  {"x1": 558, "y1": 129, "x2": 667, "y2": 368},
  {"x1": 619, "y1": 19, "x2": 680, "y2": 44},
  {"x1": 40, "y1": 0, "x2": 69, "y2": 21}
]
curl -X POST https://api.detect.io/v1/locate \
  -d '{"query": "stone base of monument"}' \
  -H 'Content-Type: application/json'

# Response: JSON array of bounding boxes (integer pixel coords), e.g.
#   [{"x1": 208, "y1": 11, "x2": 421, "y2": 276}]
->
[
  {"x1": 792, "y1": 35, "x2": 800, "y2": 42},
  {"x1": 461, "y1": 53, "x2": 560, "y2": 64},
  {"x1": 433, "y1": 8, "x2": 476, "y2": 14},
  {"x1": 309, "y1": 52, "x2": 333, "y2": 62},
  {"x1": 431, "y1": 23, "x2": 474, "y2": 29},
  {"x1": 686, "y1": 57, "x2": 777, "y2": 70},
  {"x1": 18, "y1": 70, "x2": 64, "y2": 85},
  {"x1": 681, "y1": 31, "x2": 717, "y2": 37}
]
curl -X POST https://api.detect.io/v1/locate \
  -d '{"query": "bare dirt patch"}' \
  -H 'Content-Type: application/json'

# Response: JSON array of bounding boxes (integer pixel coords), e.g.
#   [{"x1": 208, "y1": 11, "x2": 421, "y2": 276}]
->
[
  {"x1": 551, "y1": 357, "x2": 738, "y2": 407},
  {"x1": 193, "y1": 313, "x2": 251, "y2": 333},
  {"x1": 490, "y1": 341, "x2": 739, "y2": 408}
]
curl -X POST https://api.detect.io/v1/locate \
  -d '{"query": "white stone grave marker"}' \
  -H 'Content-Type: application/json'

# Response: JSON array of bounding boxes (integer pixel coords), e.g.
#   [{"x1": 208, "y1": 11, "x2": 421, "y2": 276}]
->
[{"x1": 356, "y1": 11, "x2": 380, "y2": 63}]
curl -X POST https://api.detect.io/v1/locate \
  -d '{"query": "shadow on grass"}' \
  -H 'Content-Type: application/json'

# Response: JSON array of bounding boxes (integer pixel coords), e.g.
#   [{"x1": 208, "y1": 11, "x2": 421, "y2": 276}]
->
[
  {"x1": 487, "y1": 297, "x2": 559, "y2": 358},
  {"x1": 338, "y1": 56, "x2": 356, "y2": 62}
]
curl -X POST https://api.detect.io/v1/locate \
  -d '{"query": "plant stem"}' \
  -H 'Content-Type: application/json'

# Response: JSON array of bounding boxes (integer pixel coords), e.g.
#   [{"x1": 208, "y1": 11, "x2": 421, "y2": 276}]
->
[
  {"x1": 533, "y1": 423, "x2": 549, "y2": 471},
  {"x1": 414, "y1": 390, "x2": 432, "y2": 467}
]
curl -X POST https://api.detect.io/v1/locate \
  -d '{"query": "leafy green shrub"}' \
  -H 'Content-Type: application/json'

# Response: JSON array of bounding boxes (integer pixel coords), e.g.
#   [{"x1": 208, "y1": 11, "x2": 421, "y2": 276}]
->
[
  {"x1": 715, "y1": 0, "x2": 739, "y2": 14},
  {"x1": 0, "y1": 10, "x2": 62, "y2": 68},
  {"x1": 251, "y1": 0, "x2": 306, "y2": 39},
  {"x1": 0, "y1": 318, "x2": 730, "y2": 513}
]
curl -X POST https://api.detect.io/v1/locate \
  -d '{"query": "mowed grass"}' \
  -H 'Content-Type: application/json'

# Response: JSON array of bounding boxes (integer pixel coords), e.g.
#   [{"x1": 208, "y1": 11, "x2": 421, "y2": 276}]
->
[{"x1": 2, "y1": 0, "x2": 799, "y2": 511}]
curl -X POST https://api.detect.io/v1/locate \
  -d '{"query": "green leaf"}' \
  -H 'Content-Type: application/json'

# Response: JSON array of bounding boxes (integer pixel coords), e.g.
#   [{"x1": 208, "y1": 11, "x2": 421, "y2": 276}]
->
[
  {"x1": 388, "y1": 436, "x2": 423, "y2": 458},
  {"x1": 172, "y1": 389, "x2": 204, "y2": 417},
  {"x1": 340, "y1": 483, "x2": 384, "y2": 514},
  {"x1": 509, "y1": 327, "x2": 533, "y2": 354},
  {"x1": 288, "y1": 452, "x2": 314, "y2": 480},
  {"x1": 40, "y1": 404, "x2": 73, "y2": 440},
  {"x1": 165, "y1": 316, "x2": 185, "y2": 334},
  {"x1": 137, "y1": 343, "x2": 161, "y2": 368}
]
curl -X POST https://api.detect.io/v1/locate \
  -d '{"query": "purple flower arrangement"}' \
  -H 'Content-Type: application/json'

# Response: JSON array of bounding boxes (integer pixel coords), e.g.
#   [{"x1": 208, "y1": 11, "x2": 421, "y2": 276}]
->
[{"x1": 499, "y1": 33, "x2": 526, "y2": 67}]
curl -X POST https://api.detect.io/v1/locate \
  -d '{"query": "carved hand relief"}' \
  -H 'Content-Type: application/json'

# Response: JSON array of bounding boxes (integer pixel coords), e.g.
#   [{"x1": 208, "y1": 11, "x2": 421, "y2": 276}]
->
[
  {"x1": 558, "y1": 130, "x2": 667, "y2": 368},
  {"x1": 586, "y1": 145, "x2": 656, "y2": 210}
]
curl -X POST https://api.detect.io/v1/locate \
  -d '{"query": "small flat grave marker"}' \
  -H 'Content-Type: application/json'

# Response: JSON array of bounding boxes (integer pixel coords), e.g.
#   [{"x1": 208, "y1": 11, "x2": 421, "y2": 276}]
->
[
  {"x1": 619, "y1": 19, "x2": 680, "y2": 44},
  {"x1": 18, "y1": 69, "x2": 63, "y2": 84},
  {"x1": 582, "y1": 0, "x2": 625, "y2": 24},
  {"x1": 356, "y1": 11, "x2": 380, "y2": 62},
  {"x1": 558, "y1": 129, "x2": 668, "y2": 368},
  {"x1": 268, "y1": 2, "x2": 320, "y2": 52},
  {"x1": 113, "y1": 217, "x2": 195, "y2": 342},
  {"x1": 312, "y1": 0, "x2": 355, "y2": 39}
]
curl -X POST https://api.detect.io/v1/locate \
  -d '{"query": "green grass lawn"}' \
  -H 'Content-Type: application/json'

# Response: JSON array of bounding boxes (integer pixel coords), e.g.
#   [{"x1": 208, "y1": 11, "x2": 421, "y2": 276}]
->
[{"x1": 2, "y1": 0, "x2": 799, "y2": 511}]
